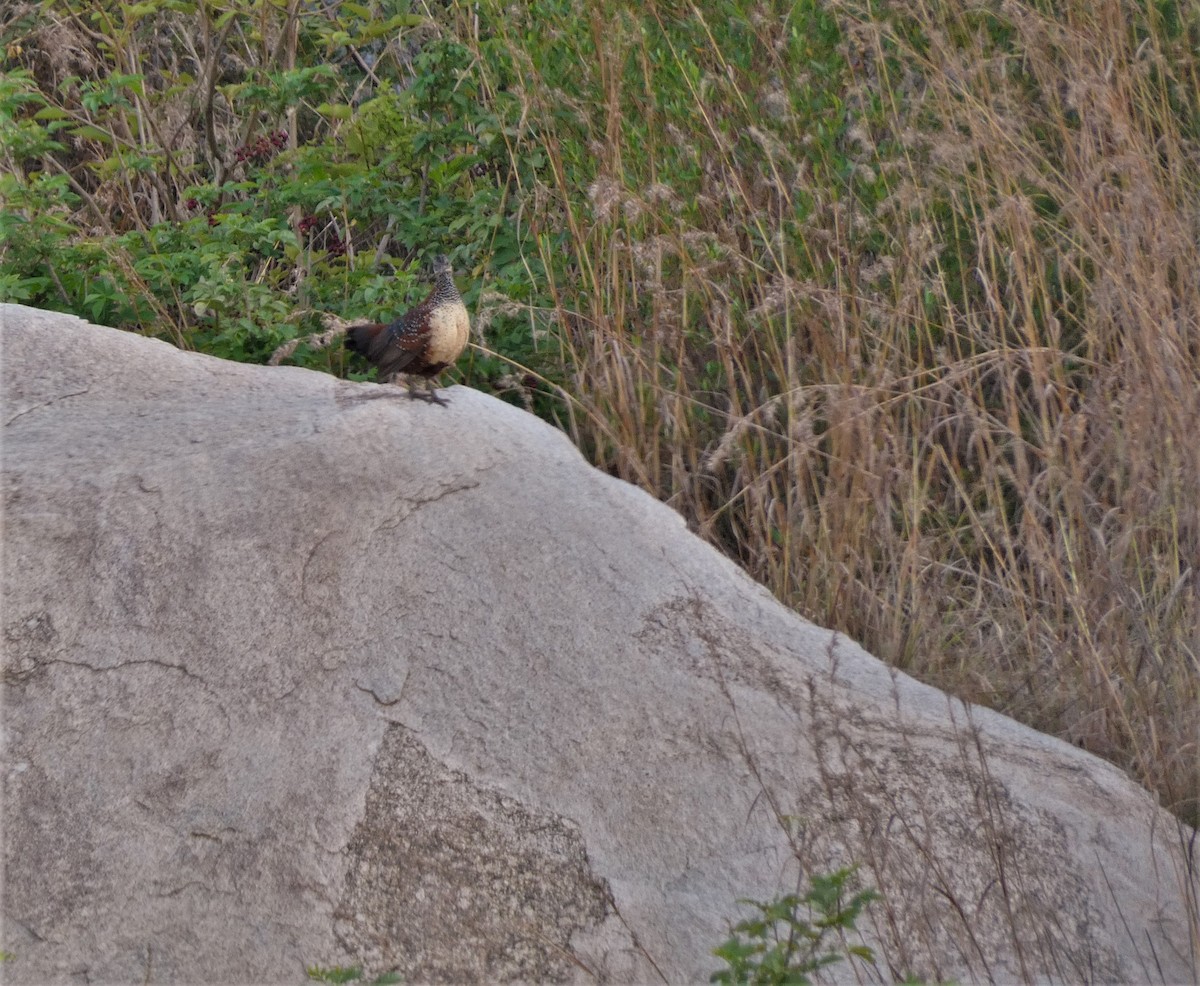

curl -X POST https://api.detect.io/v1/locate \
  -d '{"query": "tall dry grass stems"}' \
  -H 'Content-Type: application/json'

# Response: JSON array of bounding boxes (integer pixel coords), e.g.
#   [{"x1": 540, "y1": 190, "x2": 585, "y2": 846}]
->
[{"x1": 467, "y1": 0, "x2": 1200, "y2": 824}]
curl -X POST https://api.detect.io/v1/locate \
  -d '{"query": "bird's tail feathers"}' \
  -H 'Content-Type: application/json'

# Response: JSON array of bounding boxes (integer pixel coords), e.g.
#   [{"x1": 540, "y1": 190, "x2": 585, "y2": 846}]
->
[{"x1": 344, "y1": 322, "x2": 385, "y2": 357}]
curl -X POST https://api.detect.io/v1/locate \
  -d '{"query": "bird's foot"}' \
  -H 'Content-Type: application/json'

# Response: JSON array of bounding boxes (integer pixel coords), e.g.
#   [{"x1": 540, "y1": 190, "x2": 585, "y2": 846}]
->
[{"x1": 406, "y1": 385, "x2": 450, "y2": 407}]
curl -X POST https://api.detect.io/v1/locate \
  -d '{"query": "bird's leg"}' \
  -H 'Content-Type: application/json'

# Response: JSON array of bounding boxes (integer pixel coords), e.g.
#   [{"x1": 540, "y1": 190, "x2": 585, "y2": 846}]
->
[
  {"x1": 424, "y1": 377, "x2": 450, "y2": 406},
  {"x1": 406, "y1": 377, "x2": 450, "y2": 406}
]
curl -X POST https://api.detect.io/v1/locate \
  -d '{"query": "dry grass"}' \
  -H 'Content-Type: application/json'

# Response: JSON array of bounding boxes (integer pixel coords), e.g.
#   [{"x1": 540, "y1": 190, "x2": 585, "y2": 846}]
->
[{"x1": 466, "y1": 0, "x2": 1200, "y2": 825}]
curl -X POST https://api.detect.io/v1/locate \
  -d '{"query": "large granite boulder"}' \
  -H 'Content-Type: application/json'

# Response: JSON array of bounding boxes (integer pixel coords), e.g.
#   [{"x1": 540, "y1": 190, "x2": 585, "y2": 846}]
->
[{"x1": 2, "y1": 303, "x2": 1195, "y2": 984}]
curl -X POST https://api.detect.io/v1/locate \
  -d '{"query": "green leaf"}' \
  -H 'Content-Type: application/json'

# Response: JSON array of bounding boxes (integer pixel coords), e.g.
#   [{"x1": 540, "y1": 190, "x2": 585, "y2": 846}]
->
[
  {"x1": 317, "y1": 103, "x2": 353, "y2": 120},
  {"x1": 68, "y1": 124, "x2": 113, "y2": 143},
  {"x1": 124, "y1": 3, "x2": 160, "y2": 20},
  {"x1": 357, "y1": 13, "x2": 426, "y2": 40}
]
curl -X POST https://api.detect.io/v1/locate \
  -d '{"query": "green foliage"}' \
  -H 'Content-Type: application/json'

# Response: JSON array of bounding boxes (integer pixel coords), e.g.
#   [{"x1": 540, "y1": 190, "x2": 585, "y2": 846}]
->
[
  {"x1": 0, "y1": 72, "x2": 77, "y2": 304},
  {"x1": 305, "y1": 965, "x2": 401, "y2": 985},
  {"x1": 711, "y1": 868, "x2": 878, "y2": 985},
  {"x1": 0, "y1": 0, "x2": 548, "y2": 397}
]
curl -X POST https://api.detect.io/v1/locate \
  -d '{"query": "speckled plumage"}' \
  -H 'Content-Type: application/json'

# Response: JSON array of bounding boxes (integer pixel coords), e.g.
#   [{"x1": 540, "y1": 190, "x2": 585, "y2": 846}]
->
[{"x1": 344, "y1": 255, "x2": 470, "y2": 404}]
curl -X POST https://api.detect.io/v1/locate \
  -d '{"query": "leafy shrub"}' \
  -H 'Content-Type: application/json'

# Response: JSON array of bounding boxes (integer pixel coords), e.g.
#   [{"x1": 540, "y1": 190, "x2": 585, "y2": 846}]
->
[
  {"x1": 306, "y1": 964, "x2": 400, "y2": 985},
  {"x1": 0, "y1": 0, "x2": 548, "y2": 394},
  {"x1": 711, "y1": 868, "x2": 878, "y2": 985}
]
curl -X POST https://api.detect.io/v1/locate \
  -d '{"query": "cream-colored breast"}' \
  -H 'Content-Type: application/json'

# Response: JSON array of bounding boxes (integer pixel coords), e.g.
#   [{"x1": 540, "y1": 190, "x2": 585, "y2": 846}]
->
[{"x1": 425, "y1": 301, "x2": 471, "y2": 365}]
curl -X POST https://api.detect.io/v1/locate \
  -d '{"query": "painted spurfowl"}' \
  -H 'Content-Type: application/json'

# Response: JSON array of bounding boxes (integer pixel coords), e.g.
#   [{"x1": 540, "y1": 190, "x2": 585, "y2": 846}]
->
[{"x1": 344, "y1": 255, "x2": 469, "y2": 405}]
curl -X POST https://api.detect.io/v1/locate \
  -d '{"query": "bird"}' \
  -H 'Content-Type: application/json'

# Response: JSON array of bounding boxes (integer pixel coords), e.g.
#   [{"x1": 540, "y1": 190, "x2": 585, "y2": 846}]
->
[{"x1": 343, "y1": 254, "x2": 470, "y2": 405}]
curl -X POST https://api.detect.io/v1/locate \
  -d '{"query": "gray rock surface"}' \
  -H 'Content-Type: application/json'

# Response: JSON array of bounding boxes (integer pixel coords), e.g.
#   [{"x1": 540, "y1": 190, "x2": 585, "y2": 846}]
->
[{"x1": 2, "y1": 303, "x2": 1196, "y2": 984}]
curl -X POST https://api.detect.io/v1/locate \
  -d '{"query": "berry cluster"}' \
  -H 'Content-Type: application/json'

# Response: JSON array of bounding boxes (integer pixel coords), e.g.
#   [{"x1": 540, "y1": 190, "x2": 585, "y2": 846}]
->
[
  {"x1": 183, "y1": 196, "x2": 218, "y2": 225},
  {"x1": 234, "y1": 130, "x2": 288, "y2": 165},
  {"x1": 296, "y1": 215, "x2": 346, "y2": 257}
]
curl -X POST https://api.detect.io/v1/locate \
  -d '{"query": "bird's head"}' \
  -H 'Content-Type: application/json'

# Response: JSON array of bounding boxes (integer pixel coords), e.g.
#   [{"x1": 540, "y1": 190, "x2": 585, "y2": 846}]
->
[{"x1": 432, "y1": 254, "x2": 453, "y2": 276}]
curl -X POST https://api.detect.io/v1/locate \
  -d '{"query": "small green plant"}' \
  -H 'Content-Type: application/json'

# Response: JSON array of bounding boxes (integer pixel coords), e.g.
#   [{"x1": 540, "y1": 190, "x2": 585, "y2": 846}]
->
[
  {"x1": 305, "y1": 964, "x2": 401, "y2": 985},
  {"x1": 711, "y1": 867, "x2": 878, "y2": 985}
]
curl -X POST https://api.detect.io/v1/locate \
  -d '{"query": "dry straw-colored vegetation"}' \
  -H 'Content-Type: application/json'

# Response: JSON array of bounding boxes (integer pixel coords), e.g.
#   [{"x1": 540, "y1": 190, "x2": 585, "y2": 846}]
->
[
  {"x1": 465, "y1": 0, "x2": 1200, "y2": 825},
  {"x1": 2, "y1": 0, "x2": 1197, "y2": 833}
]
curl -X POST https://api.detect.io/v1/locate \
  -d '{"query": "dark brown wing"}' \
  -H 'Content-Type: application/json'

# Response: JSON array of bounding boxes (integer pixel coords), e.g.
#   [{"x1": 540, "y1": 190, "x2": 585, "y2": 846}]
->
[
  {"x1": 372, "y1": 296, "x2": 436, "y2": 378},
  {"x1": 373, "y1": 334, "x2": 424, "y2": 378},
  {"x1": 345, "y1": 282, "x2": 441, "y2": 378}
]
